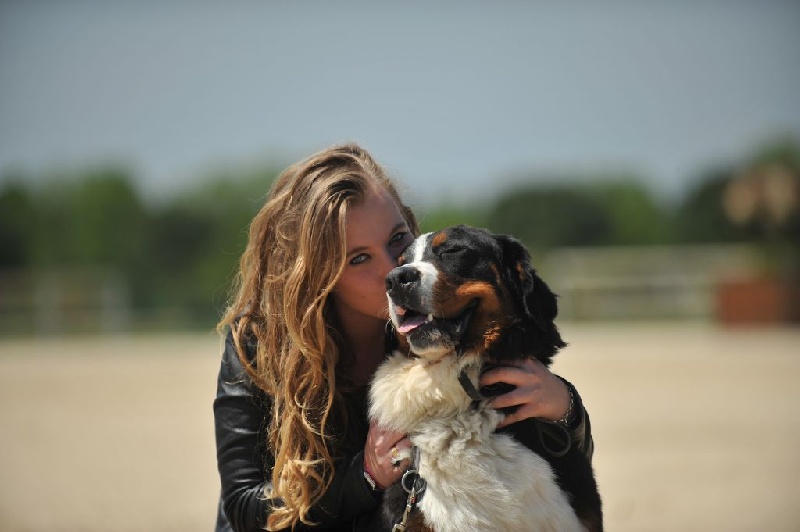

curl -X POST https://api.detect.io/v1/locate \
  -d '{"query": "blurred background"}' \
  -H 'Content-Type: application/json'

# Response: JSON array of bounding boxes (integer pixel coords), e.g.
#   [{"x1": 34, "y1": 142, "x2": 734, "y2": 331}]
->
[
  {"x1": 2, "y1": 0, "x2": 799, "y2": 334},
  {"x1": 1, "y1": 2, "x2": 799, "y2": 531}
]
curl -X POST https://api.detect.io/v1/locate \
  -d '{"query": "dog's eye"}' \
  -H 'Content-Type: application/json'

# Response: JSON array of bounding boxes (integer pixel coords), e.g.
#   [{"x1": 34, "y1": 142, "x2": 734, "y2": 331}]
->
[{"x1": 438, "y1": 245, "x2": 467, "y2": 258}]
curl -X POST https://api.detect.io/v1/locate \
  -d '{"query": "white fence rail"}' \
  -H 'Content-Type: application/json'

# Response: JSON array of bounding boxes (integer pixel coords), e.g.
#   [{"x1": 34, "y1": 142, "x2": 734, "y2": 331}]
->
[
  {"x1": 540, "y1": 244, "x2": 763, "y2": 321},
  {"x1": 0, "y1": 245, "x2": 765, "y2": 335},
  {"x1": 0, "y1": 268, "x2": 131, "y2": 335}
]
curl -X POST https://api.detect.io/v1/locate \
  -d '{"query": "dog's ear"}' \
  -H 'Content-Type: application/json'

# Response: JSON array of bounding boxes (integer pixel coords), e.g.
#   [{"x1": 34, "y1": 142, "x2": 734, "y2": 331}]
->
[{"x1": 496, "y1": 234, "x2": 566, "y2": 364}]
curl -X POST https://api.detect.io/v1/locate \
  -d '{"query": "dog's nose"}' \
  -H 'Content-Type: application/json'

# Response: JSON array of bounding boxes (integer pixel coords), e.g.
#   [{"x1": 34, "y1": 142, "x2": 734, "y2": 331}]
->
[{"x1": 385, "y1": 266, "x2": 421, "y2": 292}]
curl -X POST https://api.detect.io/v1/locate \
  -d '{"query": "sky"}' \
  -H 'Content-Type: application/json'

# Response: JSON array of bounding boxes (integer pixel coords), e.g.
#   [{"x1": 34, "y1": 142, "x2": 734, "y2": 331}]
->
[{"x1": 1, "y1": 1, "x2": 799, "y2": 207}]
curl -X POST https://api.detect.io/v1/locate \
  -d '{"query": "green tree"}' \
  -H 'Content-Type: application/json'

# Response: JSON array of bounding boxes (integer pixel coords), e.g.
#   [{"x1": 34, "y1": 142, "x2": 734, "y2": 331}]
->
[
  {"x1": 674, "y1": 167, "x2": 747, "y2": 244},
  {"x1": 485, "y1": 183, "x2": 613, "y2": 251},
  {"x1": 416, "y1": 202, "x2": 487, "y2": 234},
  {"x1": 587, "y1": 179, "x2": 671, "y2": 246},
  {"x1": 141, "y1": 167, "x2": 278, "y2": 322},
  {"x1": 31, "y1": 167, "x2": 146, "y2": 268},
  {"x1": 0, "y1": 177, "x2": 36, "y2": 268}
]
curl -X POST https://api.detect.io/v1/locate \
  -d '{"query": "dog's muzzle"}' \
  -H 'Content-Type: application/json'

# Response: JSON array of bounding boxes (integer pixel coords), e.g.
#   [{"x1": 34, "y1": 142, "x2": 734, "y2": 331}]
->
[
  {"x1": 386, "y1": 265, "x2": 478, "y2": 344},
  {"x1": 385, "y1": 265, "x2": 421, "y2": 298}
]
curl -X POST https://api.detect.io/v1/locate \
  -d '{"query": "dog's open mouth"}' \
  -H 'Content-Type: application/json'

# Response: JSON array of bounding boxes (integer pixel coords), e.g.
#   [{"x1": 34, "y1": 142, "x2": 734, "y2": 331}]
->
[{"x1": 393, "y1": 300, "x2": 478, "y2": 338}]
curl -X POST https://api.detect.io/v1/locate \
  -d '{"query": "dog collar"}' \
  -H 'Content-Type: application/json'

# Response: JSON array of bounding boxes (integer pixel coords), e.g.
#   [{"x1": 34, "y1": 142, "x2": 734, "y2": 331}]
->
[
  {"x1": 458, "y1": 362, "x2": 514, "y2": 403},
  {"x1": 457, "y1": 369, "x2": 485, "y2": 402}
]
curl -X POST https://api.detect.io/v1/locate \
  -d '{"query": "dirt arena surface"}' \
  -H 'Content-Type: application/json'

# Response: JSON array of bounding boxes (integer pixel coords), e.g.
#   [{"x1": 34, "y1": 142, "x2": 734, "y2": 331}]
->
[{"x1": 1, "y1": 323, "x2": 798, "y2": 531}]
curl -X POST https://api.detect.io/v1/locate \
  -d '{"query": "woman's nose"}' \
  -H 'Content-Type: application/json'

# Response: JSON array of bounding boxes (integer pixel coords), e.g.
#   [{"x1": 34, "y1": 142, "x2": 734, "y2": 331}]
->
[{"x1": 379, "y1": 249, "x2": 398, "y2": 277}]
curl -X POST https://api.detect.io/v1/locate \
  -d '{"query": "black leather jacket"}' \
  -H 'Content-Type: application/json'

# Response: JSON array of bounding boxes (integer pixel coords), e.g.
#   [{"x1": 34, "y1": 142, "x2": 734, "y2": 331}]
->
[{"x1": 214, "y1": 331, "x2": 594, "y2": 532}]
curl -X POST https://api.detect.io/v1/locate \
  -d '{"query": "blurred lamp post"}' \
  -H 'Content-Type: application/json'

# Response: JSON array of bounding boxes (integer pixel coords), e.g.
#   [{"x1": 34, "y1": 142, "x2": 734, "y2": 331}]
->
[{"x1": 718, "y1": 161, "x2": 800, "y2": 325}]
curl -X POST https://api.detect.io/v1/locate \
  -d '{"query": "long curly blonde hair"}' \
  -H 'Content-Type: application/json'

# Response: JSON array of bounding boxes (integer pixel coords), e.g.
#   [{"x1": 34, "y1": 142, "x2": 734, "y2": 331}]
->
[{"x1": 219, "y1": 143, "x2": 418, "y2": 530}]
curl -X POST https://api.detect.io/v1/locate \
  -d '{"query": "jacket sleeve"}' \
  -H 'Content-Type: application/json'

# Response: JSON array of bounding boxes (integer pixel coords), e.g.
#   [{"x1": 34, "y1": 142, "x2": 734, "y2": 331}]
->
[
  {"x1": 559, "y1": 377, "x2": 594, "y2": 461},
  {"x1": 497, "y1": 376, "x2": 594, "y2": 462},
  {"x1": 214, "y1": 331, "x2": 270, "y2": 531},
  {"x1": 214, "y1": 331, "x2": 380, "y2": 532}
]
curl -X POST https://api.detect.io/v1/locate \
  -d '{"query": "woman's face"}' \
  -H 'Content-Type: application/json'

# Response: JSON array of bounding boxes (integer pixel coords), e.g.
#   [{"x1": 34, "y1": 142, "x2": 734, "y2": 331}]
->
[{"x1": 332, "y1": 186, "x2": 414, "y2": 324}]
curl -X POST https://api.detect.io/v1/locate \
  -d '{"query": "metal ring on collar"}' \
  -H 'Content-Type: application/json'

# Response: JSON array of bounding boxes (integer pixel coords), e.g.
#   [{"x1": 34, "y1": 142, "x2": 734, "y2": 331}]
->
[{"x1": 401, "y1": 469, "x2": 427, "y2": 496}]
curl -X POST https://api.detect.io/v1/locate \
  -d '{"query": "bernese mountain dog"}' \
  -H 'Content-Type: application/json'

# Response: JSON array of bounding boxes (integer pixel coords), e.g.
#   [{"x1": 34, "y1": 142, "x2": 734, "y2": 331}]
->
[{"x1": 369, "y1": 225, "x2": 602, "y2": 532}]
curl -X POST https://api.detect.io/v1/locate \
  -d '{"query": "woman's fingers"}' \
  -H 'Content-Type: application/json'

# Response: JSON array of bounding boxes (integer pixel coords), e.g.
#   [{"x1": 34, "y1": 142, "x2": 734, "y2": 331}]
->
[
  {"x1": 365, "y1": 423, "x2": 411, "y2": 488},
  {"x1": 480, "y1": 358, "x2": 571, "y2": 424}
]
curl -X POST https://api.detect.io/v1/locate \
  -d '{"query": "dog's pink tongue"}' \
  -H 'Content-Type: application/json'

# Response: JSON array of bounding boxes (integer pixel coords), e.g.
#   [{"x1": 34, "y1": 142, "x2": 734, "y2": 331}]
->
[{"x1": 397, "y1": 315, "x2": 427, "y2": 334}]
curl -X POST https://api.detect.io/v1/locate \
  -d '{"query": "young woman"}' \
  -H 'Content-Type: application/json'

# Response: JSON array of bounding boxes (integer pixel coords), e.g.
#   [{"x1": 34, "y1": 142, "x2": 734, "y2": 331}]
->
[{"x1": 214, "y1": 143, "x2": 594, "y2": 531}]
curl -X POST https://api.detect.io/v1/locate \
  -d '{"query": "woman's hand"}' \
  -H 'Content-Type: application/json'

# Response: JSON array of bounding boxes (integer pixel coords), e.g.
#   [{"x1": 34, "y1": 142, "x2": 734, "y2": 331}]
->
[
  {"x1": 363, "y1": 421, "x2": 412, "y2": 490},
  {"x1": 480, "y1": 358, "x2": 571, "y2": 428}
]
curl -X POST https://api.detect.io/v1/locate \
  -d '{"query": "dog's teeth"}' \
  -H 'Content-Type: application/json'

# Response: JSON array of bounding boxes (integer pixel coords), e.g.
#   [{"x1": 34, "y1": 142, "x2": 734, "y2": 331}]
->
[
  {"x1": 427, "y1": 314, "x2": 434, "y2": 322},
  {"x1": 395, "y1": 306, "x2": 406, "y2": 316}
]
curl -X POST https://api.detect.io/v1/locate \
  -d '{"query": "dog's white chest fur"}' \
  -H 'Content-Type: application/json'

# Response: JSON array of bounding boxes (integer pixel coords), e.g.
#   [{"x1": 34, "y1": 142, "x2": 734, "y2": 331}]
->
[{"x1": 370, "y1": 353, "x2": 584, "y2": 532}]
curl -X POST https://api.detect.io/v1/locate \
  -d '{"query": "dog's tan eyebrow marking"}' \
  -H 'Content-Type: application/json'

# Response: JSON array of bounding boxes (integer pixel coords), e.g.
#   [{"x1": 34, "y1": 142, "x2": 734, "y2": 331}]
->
[
  {"x1": 432, "y1": 231, "x2": 447, "y2": 248},
  {"x1": 516, "y1": 262, "x2": 527, "y2": 282}
]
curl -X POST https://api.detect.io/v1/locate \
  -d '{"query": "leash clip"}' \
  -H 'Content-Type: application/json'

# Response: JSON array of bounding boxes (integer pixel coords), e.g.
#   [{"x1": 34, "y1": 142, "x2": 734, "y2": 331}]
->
[
  {"x1": 392, "y1": 447, "x2": 426, "y2": 531},
  {"x1": 401, "y1": 468, "x2": 427, "y2": 496}
]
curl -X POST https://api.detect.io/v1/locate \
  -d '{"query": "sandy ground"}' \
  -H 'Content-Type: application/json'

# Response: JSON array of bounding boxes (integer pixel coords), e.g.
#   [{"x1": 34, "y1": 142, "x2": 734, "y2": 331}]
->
[{"x1": 0, "y1": 324, "x2": 798, "y2": 531}]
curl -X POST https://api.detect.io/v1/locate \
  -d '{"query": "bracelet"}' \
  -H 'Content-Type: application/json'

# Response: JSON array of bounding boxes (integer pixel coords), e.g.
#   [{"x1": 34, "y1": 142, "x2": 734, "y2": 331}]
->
[
  {"x1": 363, "y1": 460, "x2": 382, "y2": 492},
  {"x1": 555, "y1": 384, "x2": 575, "y2": 426}
]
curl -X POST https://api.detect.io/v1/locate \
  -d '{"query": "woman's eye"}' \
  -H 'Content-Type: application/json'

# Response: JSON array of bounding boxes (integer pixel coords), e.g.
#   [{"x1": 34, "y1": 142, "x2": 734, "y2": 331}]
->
[
  {"x1": 390, "y1": 231, "x2": 409, "y2": 246},
  {"x1": 349, "y1": 253, "x2": 369, "y2": 265},
  {"x1": 390, "y1": 232, "x2": 413, "y2": 261}
]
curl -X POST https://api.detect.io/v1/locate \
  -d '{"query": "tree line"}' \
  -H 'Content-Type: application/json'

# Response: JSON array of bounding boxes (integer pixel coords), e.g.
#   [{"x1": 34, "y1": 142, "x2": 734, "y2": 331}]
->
[{"x1": 1, "y1": 138, "x2": 797, "y2": 331}]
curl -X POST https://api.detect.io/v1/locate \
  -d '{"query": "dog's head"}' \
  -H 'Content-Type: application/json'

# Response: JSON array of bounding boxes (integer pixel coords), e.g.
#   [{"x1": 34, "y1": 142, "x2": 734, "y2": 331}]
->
[{"x1": 385, "y1": 225, "x2": 565, "y2": 365}]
